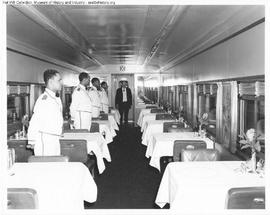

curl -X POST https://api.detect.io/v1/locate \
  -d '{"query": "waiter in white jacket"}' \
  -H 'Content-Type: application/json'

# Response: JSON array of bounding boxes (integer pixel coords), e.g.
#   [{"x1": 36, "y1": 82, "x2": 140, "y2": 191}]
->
[
  {"x1": 99, "y1": 81, "x2": 109, "y2": 113},
  {"x1": 70, "y1": 72, "x2": 92, "y2": 130},
  {"x1": 88, "y1": 77, "x2": 101, "y2": 117},
  {"x1": 28, "y1": 69, "x2": 63, "y2": 156}
]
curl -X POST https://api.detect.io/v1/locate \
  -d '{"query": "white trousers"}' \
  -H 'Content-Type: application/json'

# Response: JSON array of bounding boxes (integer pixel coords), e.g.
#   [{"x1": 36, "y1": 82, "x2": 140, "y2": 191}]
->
[
  {"x1": 92, "y1": 107, "x2": 100, "y2": 118},
  {"x1": 34, "y1": 132, "x2": 60, "y2": 156},
  {"x1": 74, "y1": 111, "x2": 92, "y2": 130},
  {"x1": 101, "y1": 104, "x2": 109, "y2": 113}
]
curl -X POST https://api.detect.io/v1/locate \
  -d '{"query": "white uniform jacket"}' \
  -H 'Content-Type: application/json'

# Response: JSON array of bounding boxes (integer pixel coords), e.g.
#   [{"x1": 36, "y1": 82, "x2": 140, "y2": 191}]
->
[
  {"x1": 88, "y1": 86, "x2": 101, "y2": 117},
  {"x1": 28, "y1": 88, "x2": 63, "y2": 156},
  {"x1": 70, "y1": 84, "x2": 92, "y2": 130},
  {"x1": 99, "y1": 88, "x2": 109, "y2": 113}
]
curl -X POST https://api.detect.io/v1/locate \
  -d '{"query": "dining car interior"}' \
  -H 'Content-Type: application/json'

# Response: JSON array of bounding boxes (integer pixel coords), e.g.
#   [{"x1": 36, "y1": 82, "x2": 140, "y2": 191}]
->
[{"x1": 2, "y1": 1, "x2": 269, "y2": 214}]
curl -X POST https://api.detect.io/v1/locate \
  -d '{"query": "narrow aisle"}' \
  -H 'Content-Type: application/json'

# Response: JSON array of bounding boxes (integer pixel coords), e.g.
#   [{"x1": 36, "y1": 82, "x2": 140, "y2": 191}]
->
[{"x1": 86, "y1": 124, "x2": 162, "y2": 209}]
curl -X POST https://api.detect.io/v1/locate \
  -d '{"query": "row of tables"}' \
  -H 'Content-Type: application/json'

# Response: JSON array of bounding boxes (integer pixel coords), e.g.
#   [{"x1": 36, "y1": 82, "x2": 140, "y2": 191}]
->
[
  {"x1": 7, "y1": 110, "x2": 121, "y2": 211},
  {"x1": 137, "y1": 106, "x2": 265, "y2": 210}
]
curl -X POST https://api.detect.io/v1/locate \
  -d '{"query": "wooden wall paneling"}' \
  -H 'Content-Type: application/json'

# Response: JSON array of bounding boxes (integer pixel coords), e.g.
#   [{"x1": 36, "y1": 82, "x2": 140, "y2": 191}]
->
[
  {"x1": 216, "y1": 82, "x2": 223, "y2": 144},
  {"x1": 230, "y1": 81, "x2": 238, "y2": 153},
  {"x1": 222, "y1": 83, "x2": 231, "y2": 149}
]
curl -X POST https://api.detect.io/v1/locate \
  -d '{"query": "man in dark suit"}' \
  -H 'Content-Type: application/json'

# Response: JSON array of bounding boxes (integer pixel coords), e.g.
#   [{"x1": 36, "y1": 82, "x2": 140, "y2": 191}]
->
[{"x1": 115, "y1": 81, "x2": 132, "y2": 125}]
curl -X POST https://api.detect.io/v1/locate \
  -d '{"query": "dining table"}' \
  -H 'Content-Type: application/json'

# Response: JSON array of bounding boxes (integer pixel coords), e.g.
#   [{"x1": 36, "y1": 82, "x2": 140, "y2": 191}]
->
[
  {"x1": 137, "y1": 108, "x2": 152, "y2": 127},
  {"x1": 61, "y1": 132, "x2": 111, "y2": 174},
  {"x1": 146, "y1": 132, "x2": 214, "y2": 171},
  {"x1": 155, "y1": 161, "x2": 265, "y2": 210},
  {"x1": 139, "y1": 113, "x2": 158, "y2": 132},
  {"x1": 141, "y1": 119, "x2": 177, "y2": 146},
  {"x1": 8, "y1": 162, "x2": 97, "y2": 211},
  {"x1": 92, "y1": 120, "x2": 116, "y2": 144},
  {"x1": 110, "y1": 109, "x2": 121, "y2": 126}
]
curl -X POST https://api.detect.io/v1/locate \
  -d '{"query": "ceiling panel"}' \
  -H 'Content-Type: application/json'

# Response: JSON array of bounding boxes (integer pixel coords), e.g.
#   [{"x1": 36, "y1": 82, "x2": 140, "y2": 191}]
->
[
  {"x1": 6, "y1": 5, "x2": 264, "y2": 70},
  {"x1": 6, "y1": 6, "x2": 98, "y2": 68},
  {"x1": 154, "y1": 5, "x2": 242, "y2": 64}
]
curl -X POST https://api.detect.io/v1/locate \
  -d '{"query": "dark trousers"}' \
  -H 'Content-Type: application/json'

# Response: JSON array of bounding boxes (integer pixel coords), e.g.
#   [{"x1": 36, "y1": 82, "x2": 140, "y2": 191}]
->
[{"x1": 119, "y1": 102, "x2": 130, "y2": 124}]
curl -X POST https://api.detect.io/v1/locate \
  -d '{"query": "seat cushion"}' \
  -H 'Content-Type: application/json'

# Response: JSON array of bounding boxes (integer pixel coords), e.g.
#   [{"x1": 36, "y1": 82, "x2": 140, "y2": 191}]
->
[
  {"x1": 28, "y1": 155, "x2": 69, "y2": 162},
  {"x1": 7, "y1": 188, "x2": 38, "y2": 209},
  {"x1": 60, "y1": 139, "x2": 88, "y2": 163},
  {"x1": 156, "y1": 114, "x2": 174, "y2": 120},
  {"x1": 90, "y1": 122, "x2": 100, "y2": 132},
  {"x1": 163, "y1": 122, "x2": 185, "y2": 132},
  {"x1": 7, "y1": 140, "x2": 34, "y2": 162},
  {"x1": 64, "y1": 129, "x2": 89, "y2": 133},
  {"x1": 226, "y1": 187, "x2": 265, "y2": 209},
  {"x1": 173, "y1": 140, "x2": 207, "y2": 161},
  {"x1": 151, "y1": 109, "x2": 165, "y2": 113},
  {"x1": 181, "y1": 149, "x2": 220, "y2": 162}
]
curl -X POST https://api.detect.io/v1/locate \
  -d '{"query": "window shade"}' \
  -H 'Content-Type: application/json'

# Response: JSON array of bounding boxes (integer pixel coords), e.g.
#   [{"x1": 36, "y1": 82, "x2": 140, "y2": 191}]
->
[
  {"x1": 255, "y1": 81, "x2": 264, "y2": 96},
  {"x1": 238, "y1": 82, "x2": 255, "y2": 96}
]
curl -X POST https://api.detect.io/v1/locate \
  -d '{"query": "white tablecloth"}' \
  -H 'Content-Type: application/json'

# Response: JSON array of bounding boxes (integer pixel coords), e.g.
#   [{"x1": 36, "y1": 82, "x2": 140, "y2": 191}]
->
[
  {"x1": 155, "y1": 161, "x2": 265, "y2": 210},
  {"x1": 8, "y1": 162, "x2": 97, "y2": 210},
  {"x1": 62, "y1": 132, "x2": 111, "y2": 173},
  {"x1": 141, "y1": 120, "x2": 175, "y2": 146},
  {"x1": 146, "y1": 132, "x2": 214, "y2": 171},
  {"x1": 108, "y1": 114, "x2": 119, "y2": 130},
  {"x1": 140, "y1": 113, "x2": 157, "y2": 132},
  {"x1": 137, "y1": 109, "x2": 151, "y2": 127},
  {"x1": 110, "y1": 109, "x2": 120, "y2": 125},
  {"x1": 92, "y1": 120, "x2": 116, "y2": 144}
]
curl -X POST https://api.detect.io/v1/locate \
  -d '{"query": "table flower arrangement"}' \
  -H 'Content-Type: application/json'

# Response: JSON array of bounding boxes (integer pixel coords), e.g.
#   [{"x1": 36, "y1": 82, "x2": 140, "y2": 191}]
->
[
  {"x1": 197, "y1": 113, "x2": 208, "y2": 135},
  {"x1": 239, "y1": 128, "x2": 261, "y2": 172},
  {"x1": 165, "y1": 102, "x2": 172, "y2": 114},
  {"x1": 21, "y1": 114, "x2": 29, "y2": 137}
]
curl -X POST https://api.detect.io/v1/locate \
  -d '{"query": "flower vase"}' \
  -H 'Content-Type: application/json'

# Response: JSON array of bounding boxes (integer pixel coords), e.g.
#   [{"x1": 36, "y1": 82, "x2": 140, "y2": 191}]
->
[
  {"x1": 251, "y1": 151, "x2": 257, "y2": 172},
  {"x1": 22, "y1": 125, "x2": 25, "y2": 137},
  {"x1": 199, "y1": 125, "x2": 202, "y2": 136}
]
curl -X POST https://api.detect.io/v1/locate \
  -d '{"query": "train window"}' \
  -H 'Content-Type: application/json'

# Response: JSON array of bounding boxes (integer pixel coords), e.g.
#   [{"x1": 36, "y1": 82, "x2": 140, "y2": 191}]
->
[
  {"x1": 198, "y1": 94, "x2": 206, "y2": 117},
  {"x1": 7, "y1": 84, "x2": 30, "y2": 137},
  {"x1": 239, "y1": 96, "x2": 264, "y2": 133},
  {"x1": 206, "y1": 95, "x2": 217, "y2": 137},
  {"x1": 238, "y1": 95, "x2": 265, "y2": 158}
]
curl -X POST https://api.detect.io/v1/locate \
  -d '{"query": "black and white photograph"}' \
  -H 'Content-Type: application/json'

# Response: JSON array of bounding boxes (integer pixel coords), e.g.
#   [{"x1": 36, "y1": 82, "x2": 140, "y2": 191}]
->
[{"x1": 0, "y1": 0, "x2": 269, "y2": 214}]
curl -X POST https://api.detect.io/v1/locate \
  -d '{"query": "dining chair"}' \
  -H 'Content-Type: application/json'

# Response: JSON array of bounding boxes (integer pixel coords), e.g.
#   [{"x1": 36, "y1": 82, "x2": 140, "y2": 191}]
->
[
  {"x1": 226, "y1": 187, "x2": 265, "y2": 209},
  {"x1": 156, "y1": 113, "x2": 175, "y2": 120},
  {"x1": 181, "y1": 149, "x2": 220, "y2": 161},
  {"x1": 28, "y1": 155, "x2": 69, "y2": 162},
  {"x1": 7, "y1": 140, "x2": 34, "y2": 162},
  {"x1": 173, "y1": 140, "x2": 207, "y2": 161},
  {"x1": 59, "y1": 139, "x2": 96, "y2": 177},
  {"x1": 163, "y1": 122, "x2": 185, "y2": 132},
  {"x1": 150, "y1": 108, "x2": 166, "y2": 113},
  {"x1": 160, "y1": 140, "x2": 207, "y2": 174},
  {"x1": 167, "y1": 127, "x2": 194, "y2": 133},
  {"x1": 92, "y1": 114, "x2": 108, "y2": 121},
  {"x1": 100, "y1": 113, "x2": 109, "y2": 120},
  {"x1": 63, "y1": 122, "x2": 71, "y2": 130},
  {"x1": 7, "y1": 188, "x2": 38, "y2": 209},
  {"x1": 146, "y1": 105, "x2": 158, "y2": 109},
  {"x1": 64, "y1": 129, "x2": 89, "y2": 133},
  {"x1": 90, "y1": 122, "x2": 100, "y2": 133}
]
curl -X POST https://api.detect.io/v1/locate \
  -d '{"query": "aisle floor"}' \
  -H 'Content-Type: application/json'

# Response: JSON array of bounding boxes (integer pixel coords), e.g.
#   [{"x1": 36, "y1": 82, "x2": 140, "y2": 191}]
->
[{"x1": 85, "y1": 124, "x2": 162, "y2": 209}]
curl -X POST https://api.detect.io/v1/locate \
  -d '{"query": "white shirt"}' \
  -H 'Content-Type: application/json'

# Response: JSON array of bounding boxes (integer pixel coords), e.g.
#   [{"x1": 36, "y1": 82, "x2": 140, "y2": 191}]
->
[
  {"x1": 70, "y1": 84, "x2": 92, "y2": 119},
  {"x1": 99, "y1": 88, "x2": 109, "y2": 107},
  {"x1": 28, "y1": 88, "x2": 63, "y2": 140},
  {"x1": 88, "y1": 86, "x2": 101, "y2": 117},
  {"x1": 122, "y1": 87, "x2": 127, "y2": 102},
  {"x1": 88, "y1": 86, "x2": 101, "y2": 109}
]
